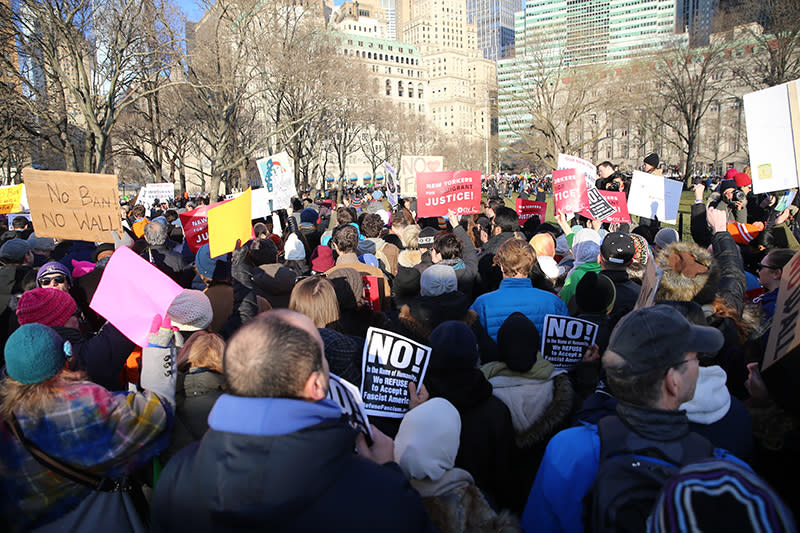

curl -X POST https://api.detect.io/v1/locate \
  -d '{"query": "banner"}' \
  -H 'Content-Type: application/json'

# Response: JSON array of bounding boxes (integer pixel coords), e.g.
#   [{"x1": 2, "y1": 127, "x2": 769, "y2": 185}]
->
[
  {"x1": 360, "y1": 327, "x2": 431, "y2": 418},
  {"x1": 743, "y1": 79, "x2": 800, "y2": 194},
  {"x1": 256, "y1": 152, "x2": 296, "y2": 210},
  {"x1": 399, "y1": 155, "x2": 443, "y2": 198},
  {"x1": 0, "y1": 184, "x2": 25, "y2": 214},
  {"x1": 626, "y1": 171, "x2": 682, "y2": 224},
  {"x1": 578, "y1": 190, "x2": 631, "y2": 223},
  {"x1": 384, "y1": 162, "x2": 398, "y2": 206},
  {"x1": 89, "y1": 247, "x2": 183, "y2": 347},
  {"x1": 328, "y1": 374, "x2": 373, "y2": 440},
  {"x1": 24, "y1": 168, "x2": 122, "y2": 243},
  {"x1": 416, "y1": 170, "x2": 480, "y2": 218},
  {"x1": 207, "y1": 188, "x2": 252, "y2": 258},
  {"x1": 135, "y1": 182, "x2": 174, "y2": 206},
  {"x1": 763, "y1": 250, "x2": 800, "y2": 370},
  {"x1": 552, "y1": 168, "x2": 589, "y2": 214},
  {"x1": 515, "y1": 198, "x2": 547, "y2": 223},
  {"x1": 557, "y1": 153, "x2": 597, "y2": 189},
  {"x1": 179, "y1": 204, "x2": 211, "y2": 254},
  {"x1": 541, "y1": 315, "x2": 598, "y2": 370}
]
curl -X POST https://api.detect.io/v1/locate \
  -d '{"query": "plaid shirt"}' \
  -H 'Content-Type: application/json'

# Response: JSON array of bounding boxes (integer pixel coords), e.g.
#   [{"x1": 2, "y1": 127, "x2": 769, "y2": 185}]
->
[{"x1": 0, "y1": 381, "x2": 172, "y2": 529}]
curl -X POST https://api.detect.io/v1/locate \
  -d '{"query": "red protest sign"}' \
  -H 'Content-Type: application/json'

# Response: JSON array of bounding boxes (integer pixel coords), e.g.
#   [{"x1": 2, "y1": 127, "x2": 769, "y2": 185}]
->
[
  {"x1": 579, "y1": 190, "x2": 631, "y2": 223},
  {"x1": 416, "y1": 170, "x2": 480, "y2": 218},
  {"x1": 179, "y1": 204, "x2": 210, "y2": 254},
  {"x1": 552, "y1": 169, "x2": 588, "y2": 214},
  {"x1": 516, "y1": 198, "x2": 547, "y2": 223}
]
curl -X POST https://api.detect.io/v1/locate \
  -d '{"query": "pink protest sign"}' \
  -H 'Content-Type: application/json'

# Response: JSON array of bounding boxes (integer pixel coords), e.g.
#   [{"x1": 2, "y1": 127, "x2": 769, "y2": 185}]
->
[
  {"x1": 579, "y1": 190, "x2": 631, "y2": 223},
  {"x1": 552, "y1": 169, "x2": 588, "y2": 214},
  {"x1": 89, "y1": 246, "x2": 184, "y2": 347},
  {"x1": 416, "y1": 170, "x2": 480, "y2": 218},
  {"x1": 515, "y1": 198, "x2": 547, "y2": 223}
]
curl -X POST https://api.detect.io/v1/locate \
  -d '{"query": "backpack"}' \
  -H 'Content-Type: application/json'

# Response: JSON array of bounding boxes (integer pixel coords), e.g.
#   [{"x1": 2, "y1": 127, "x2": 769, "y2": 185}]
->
[{"x1": 583, "y1": 415, "x2": 714, "y2": 533}]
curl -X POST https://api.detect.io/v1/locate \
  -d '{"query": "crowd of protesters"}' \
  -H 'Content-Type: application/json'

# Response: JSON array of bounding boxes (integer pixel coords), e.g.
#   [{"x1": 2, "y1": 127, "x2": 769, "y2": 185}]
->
[{"x1": 0, "y1": 153, "x2": 798, "y2": 532}]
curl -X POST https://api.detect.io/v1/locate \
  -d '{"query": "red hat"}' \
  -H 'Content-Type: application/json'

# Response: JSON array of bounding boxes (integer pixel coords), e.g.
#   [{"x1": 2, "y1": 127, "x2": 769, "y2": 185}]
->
[
  {"x1": 734, "y1": 172, "x2": 751, "y2": 188},
  {"x1": 310, "y1": 245, "x2": 335, "y2": 273},
  {"x1": 16, "y1": 288, "x2": 77, "y2": 327},
  {"x1": 725, "y1": 168, "x2": 738, "y2": 180}
]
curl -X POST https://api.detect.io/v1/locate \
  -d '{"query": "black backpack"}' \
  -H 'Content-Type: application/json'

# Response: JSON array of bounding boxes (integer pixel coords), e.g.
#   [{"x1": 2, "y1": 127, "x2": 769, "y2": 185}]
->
[{"x1": 583, "y1": 415, "x2": 714, "y2": 533}]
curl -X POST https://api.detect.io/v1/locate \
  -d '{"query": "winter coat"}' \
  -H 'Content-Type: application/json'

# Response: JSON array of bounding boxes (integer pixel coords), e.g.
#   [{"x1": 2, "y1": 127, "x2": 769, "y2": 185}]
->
[
  {"x1": 559, "y1": 262, "x2": 602, "y2": 309},
  {"x1": 52, "y1": 323, "x2": 137, "y2": 392},
  {"x1": 318, "y1": 327, "x2": 364, "y2": 387},
  {"x1": 471, "y1": 277, "x2": 569, "y2": 342},
  {"x1": 152, "y1": 396, "x2": 436, "y2": 533},
  {"x1": 163, "y1": 368, "x2": 225, "y2": 462},
  {"x1": 474, "y1": 232, "x2": 516, "y2": 297},
  {"x1": 598, "y1": 269, "x2": 641, "y2": 318}
]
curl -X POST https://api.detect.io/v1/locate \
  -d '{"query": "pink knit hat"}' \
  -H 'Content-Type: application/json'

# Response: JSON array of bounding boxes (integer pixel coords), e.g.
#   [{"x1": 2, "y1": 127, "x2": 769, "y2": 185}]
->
[{"x1": 17, "y1": 288, "x2": 77, "y2": 327}]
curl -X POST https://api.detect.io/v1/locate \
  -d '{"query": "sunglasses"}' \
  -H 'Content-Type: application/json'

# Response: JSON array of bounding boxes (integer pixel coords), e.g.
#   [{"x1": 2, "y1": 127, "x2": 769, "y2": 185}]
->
[{"x1": 39, "y1": 275, "x2": 67, "y2": 287}]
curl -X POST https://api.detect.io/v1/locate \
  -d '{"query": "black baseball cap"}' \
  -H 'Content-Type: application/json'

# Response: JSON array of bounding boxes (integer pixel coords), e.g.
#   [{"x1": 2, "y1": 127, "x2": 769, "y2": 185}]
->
[{"x1": 601, "y1": 232, "x2": 635, "y2": 265}]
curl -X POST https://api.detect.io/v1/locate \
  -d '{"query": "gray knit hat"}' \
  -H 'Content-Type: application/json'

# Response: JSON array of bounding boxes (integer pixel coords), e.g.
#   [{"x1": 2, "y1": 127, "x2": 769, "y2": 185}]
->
[
  {"x1": 167, "y1": 290, "x2": 213, "y2": 331},
  {"x1": 420, "y1": 264, "x2": 457, "y2": 297}
]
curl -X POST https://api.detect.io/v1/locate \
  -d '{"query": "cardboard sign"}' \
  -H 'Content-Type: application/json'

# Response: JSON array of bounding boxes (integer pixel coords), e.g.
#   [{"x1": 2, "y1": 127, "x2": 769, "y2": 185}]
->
[
  {"x1": 541, "y1": 315, "x2": 598, "y2": 370},
  {"x1": 360, "y1": 327, "x2": 431, "y2": 418},
  {"x1": 256, "y1": 152, "x2": 296, "y2": 210},
  {"x1": 557, "y1": 153, "x2": 597, "y2": 189},
  {"x1": 89, "y1": 246, "x2": 184, "y2": 347},
  {"x1": 626, "y1": 171, "x2": 682, "y2": 224},
  {"x1": 0, "y1": 184, "x2": 25, "y2": 214},
  {"x1": 135, "y1": 183, "x2": 174, "y2": 206},
  {"x1": 179, "y1": 204, "x2": 211, "y2": 254},
  {"x1": 416, "y1": 170, "x2": 480, "y2": 218},
  {"x1": 635, "y1": 250, "x2": 662, "y2": 309},
  {"x1": 384, "y1": 162, "x2": 398, "y2": 206},
  {"x1": 743, "y1": 80, "x2": 800, "y2": 194},
  {"x1": 399, "y1": 155, "x2": 443, "y2": 198},
  {"x1": 24, "y1": 168, "x2": 122, "y2": 243},
  {"x1": 207, "y1": 188, "x2": 253, "y2": 258},
  {"x1": 764, "y1": 250, "x2": 800, "y2": 370},
  {"x1": 552, "y1": 168, "x2": 589, "y2": 214},
  {"x1": 328, "y1": 373, "x2": 373, "y2": 440},
  {"x1": 516, "y1": 198, "x2": 547, "y2": 223}
]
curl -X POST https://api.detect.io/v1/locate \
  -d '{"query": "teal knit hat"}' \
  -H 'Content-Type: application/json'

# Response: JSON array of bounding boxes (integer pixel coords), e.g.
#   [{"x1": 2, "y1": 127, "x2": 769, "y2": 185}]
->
[{"x1": 4, "y1": 324, "x2": 68, "y2": 384}]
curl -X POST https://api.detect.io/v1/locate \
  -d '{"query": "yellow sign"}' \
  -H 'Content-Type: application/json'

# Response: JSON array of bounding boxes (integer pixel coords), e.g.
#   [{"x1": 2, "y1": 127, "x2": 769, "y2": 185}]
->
[
  {"x1": 0, "y1": 184, "x2": 24, "y2": 214},
  {"x1": 23, "y1": 169, "x2": 122, "y2": 243},
  {"x1": 207, "y1": 187, "x2": 252, "y2": 258}
]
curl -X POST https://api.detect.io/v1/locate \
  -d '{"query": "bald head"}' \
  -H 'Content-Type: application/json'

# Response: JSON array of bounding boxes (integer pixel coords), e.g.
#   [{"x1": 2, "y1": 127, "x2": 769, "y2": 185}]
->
[{"x1": 224, "y1": 309, "x2": 326, "y2": 399}]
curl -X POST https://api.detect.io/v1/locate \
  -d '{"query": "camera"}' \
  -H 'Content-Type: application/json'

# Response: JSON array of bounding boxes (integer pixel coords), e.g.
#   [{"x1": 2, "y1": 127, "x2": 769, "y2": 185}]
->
[{"x1": 732, "y1": 189, "x2": 746, "y2": 204}]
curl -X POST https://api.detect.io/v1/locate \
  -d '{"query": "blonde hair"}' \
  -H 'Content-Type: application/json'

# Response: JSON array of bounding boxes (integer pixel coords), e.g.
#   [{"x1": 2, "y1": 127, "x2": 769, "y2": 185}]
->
[
  {"x1": 0, "y1": 369, "x2": 85, "y2": 422},
  {"x1": 177, "y1": 331, "x2": 225, "y2": 373},
  {"x1": 401, "y1": 224, "x2": 422, "y2": 250},
  {"x1": 289, "y1": 276, "x2": 340, "y2": 328}
]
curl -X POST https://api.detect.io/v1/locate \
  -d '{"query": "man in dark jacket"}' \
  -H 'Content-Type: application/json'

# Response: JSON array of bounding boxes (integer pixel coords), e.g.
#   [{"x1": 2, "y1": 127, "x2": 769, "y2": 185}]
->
[
  {"x1": 597, "y1": 232, "x2": 641, "y2": 320},
  {"x1": 475, "y1": 206, "x2": 519, "y2": 296},
  {"x1": 142, "y1": 220, "x2": 189, "y2": 286},
  {"x1": 153, "y1": 309, "x2": 436, "y2": 533}
]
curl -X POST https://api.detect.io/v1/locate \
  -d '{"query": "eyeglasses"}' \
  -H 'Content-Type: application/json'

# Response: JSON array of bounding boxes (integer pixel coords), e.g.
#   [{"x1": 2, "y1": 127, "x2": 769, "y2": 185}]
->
[
  {"x1": 672, "y1": 355, "x2": 699, "y2": 370},
  {"x1": 756, "y1": 263, "x2": 780, "y2": 271},
  {"x1": 39, "y1": 275, "x2": 67, "y2": 287}
]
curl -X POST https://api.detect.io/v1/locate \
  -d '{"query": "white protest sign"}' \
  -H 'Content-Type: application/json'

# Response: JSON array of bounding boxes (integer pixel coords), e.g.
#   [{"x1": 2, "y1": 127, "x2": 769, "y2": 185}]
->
[
  {"x1": 541, "y1": 315, "x2": 598, "y2": 370},
  {"x1": 626, "y1": 171, "x2": 682, "y2": 224},
  {"x1": 135, "y1": 182, "x2": 174, "y2": 206},
  {"x1": 328, "y1": 374, "x2": 373, "y2": 440},
  {"x1": 256, "y1": 152, "x2": 296, "y2": 210},
  {"x1": 223, "y1": 189, "x2": 271, "y2": 219},
  {"x1": 399, "y1": 155, "x2": 443, "y2": 198},
  {"x1": 743, "y1": 79, "x2": 800, "y2": 194},
  {"x1": 558, "y1": 153, "x2": 597, "y2": 189},
  {"x1": 360, "y1": 327, "x2": 431, "y2": 418}
]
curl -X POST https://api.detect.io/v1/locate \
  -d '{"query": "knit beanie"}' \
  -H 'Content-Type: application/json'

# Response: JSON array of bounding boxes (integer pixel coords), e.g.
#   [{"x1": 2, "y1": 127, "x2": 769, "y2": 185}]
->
[
  {"x1": 36, "y1": 261, "x2": 73, "y2": 286},
  {"x1": 92, "y1": 243, "x2": 115, "y2": 263},
  {"x1": 420, "y1": 264, "x2": 457, "y2": 297},
  {"x1": 644, "y1": 153, "x2": 659, "y2": 168},
  {"x1": 167, "y1": 289, "x2": 213, "y2": 331},
  {"x1": 300, "y1": 208, "x2": 318, "y2": 225},
  {"x1": 647, "y1": 459, "x2": 796, "y2": 533},
  {"x1": 17, "y1": 288, "x2": 77, "y2": 327},
  {"x1": 310, "y1": 245, "x2": 335, "y2": 273},
  {"x1": 654, "y1": 228, "x2": 679, "y2": 250},
  {"x1": 575, "y1": 271, "x2": 616, "y2": 314},
  {"x1": 724, "y1": 168, "x2": 738, "y2": 180},
  {"x1": 417, "y1": 226, "x2": 438, "y2": 250},
  {"x1": 27, "y1": 233, "x2": 56, "y2": 252},
  {"x1": 394, "y1": 398, "x2": 461, "y2": 481},
  {"x1": 428, "y1": 321, "x2": 479, "y2": 370},
  {"x1": 719, "y1": 179, "x2": 737, "y2": 195},
  {"x1": 497, "y1": 312, "x2": 540, "y2": 372},
  {"x1": 655, "y1": 241, "x2": 719, "y2": 305},
  {"x1": 4, "y1": 324, "x2": 67, "y2": 384},
  {"x1": 733, "y1": 172, "x2": 752, "y2": 188},
  {"x1": 629, "y1": 233, "x2": 650, "y2": 265}
]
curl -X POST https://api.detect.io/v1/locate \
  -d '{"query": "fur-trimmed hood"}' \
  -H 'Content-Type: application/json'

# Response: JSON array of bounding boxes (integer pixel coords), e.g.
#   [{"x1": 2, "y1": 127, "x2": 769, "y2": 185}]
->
[
  {"x1": 655, "y1": 241, "x2": 720, "y2": 305},
  {"x1": 420, "y1": 481, "x2": 522, "y2": 533}
]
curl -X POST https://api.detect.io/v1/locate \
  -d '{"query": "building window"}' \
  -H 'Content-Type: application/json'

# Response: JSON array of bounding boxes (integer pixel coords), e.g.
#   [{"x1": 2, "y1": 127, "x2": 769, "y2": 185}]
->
[
  {"x1": 386, "y1": 80, "x2": 391, "y2": 96},
  {"x1": 398, "y1": 81, "x2": 404, "y2": 97},
  {"x1": 409, "y1": 83, "x2": 414, "y2": 97},
  {"x1": 418, "y1": 86, "x2": 423, "y2": 98}
]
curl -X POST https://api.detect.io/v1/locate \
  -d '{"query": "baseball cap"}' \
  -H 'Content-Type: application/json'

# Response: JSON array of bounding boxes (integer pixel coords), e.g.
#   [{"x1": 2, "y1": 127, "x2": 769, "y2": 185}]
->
[
  {"x1": 605, "y1": 305, "x2": 723, "y2": 375},
  {"x1": 600, "y1": 232, "x2": 635, "y2": 264}
]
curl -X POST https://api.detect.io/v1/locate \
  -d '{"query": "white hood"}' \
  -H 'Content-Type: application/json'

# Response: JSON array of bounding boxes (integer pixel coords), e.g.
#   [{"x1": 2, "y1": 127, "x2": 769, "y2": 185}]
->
[{"x1": 681, "y1": 365, "x2": 731, "y2": 425}]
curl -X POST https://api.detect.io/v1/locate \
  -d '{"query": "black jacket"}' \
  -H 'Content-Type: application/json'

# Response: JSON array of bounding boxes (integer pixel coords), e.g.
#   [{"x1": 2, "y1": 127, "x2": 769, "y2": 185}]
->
[{"x1": 53, "y1": 323, "x2": 136, "y2": 392}]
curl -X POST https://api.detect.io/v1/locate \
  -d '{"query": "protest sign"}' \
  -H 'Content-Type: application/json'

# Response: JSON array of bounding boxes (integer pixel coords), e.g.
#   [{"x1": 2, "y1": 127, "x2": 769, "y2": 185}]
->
[
  {"x1": 416, "y1": 170, "x2": 480, "y2": 218},
  {"x1": 24, "y1": 168, "x2": 122, "y2": 243},
  {"x1": 399, "y1": 155, "x2": 443, "y2": 198},
  {"x1": 763, "y1": 250, "x2": 800, "y2": 371},
  {"x1": 360, "y1": 327, "x2": 431, "y2": 418},
  {"x1": 626, "y1": 171, "x2": 682, "y2": 224},
  {"x1": 552, "y1": 168, "x2": 589, "y2": 214},
  {"x1": 578, "y1": 190, "x2": 631, "y2": 223},
  {"x1": 585, "y1": 187, "x2": 616, "y2": 220},
  {"x1": 256, "y1": 152, "x2": 296, "y2": 210},
  {"x1": 179, "y1": 204, "x2": 211, "y2": 254},
  {"x1": 384, "y1": 162, "x2": 399, "y2": 206},
  {"x1": 207, "y1": 188, "x2": 252, "y2": 258},
  {"x1": 89, "y1": 246, "x2": 183, "y2": 347},
  {"x1": 541, "y1": 315, "x2": 598, "y2": 370},
  {"x1": 0, "y1": 184, "x2": 25, "y2": 214},
  {"x1": 557, "y1": 153, "x2": 597, "y2": 189},
  {"x1": 250, "y1": 187, "x2": 272, "y2": 219},
  {"x1": 743, "y1": 79, "x2": 800, "y2": 194},
  {"x1": 515, "y1": 198, "x2": 547, "y2": 223},
  {"x1": 774, "y1": 190, "x2": 797, "y2": 213},
  {"x1": 7, "y1": 213, "x2": 31, "y2": 227},
  {"x1": 328, "y1": 374, "x2": 373, "y2": 440},
  {"x1": 635, "y1": 251, "x2": 662, "y2": 309},
  {"x1": 135, "y1": 183, "x2": 174, "y2": 206}
]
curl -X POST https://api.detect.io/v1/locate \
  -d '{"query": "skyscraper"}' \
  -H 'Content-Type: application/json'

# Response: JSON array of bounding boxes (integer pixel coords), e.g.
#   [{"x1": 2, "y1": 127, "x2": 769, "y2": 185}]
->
[{"x1": 466, "y1": 0, "x2": 523, "y2": 61}]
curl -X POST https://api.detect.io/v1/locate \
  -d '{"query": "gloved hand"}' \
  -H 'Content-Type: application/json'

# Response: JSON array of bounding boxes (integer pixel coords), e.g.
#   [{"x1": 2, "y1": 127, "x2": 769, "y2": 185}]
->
[{"x1": 140, "y1": 314, "x2": 177, "y2": 407}]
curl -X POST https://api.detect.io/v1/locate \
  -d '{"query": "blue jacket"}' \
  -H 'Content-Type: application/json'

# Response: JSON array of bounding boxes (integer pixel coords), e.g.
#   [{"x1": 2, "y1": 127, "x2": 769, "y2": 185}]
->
[
  {"x1": 471, "y1": 277, "x2": 569, "y2": 341},
  {"x1": 153, "y1": 395, "x2": 436, "y2": 533}
]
